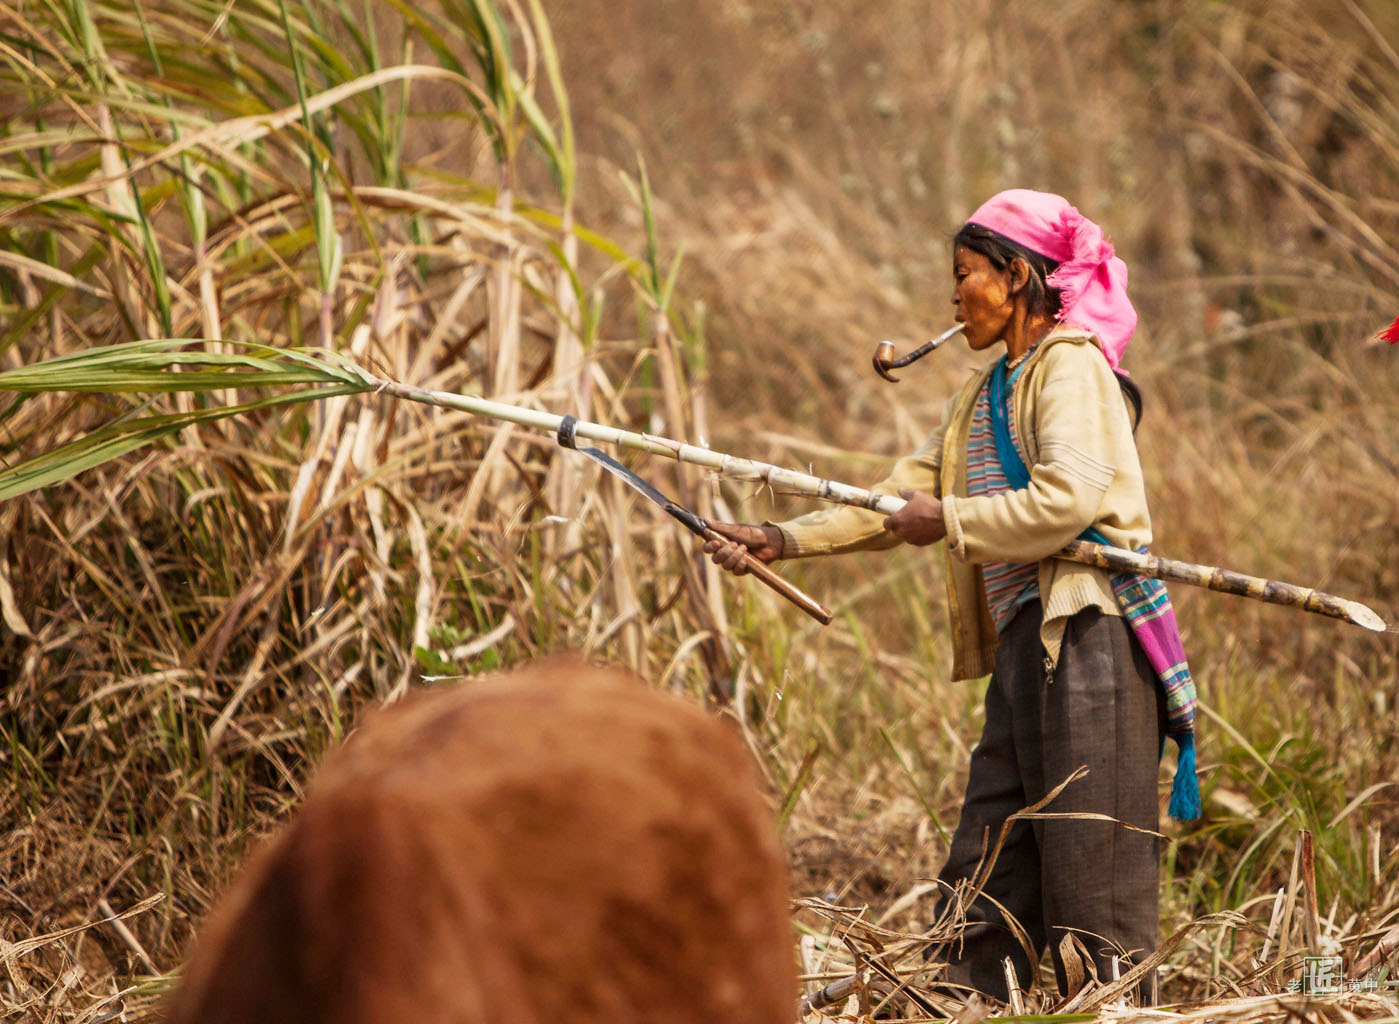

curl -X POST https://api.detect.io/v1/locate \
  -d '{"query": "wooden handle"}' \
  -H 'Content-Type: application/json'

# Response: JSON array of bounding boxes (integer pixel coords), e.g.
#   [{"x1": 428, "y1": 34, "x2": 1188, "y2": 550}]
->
[{"x1": 702, "y1": 528, "x2": 833, "y2": 625}]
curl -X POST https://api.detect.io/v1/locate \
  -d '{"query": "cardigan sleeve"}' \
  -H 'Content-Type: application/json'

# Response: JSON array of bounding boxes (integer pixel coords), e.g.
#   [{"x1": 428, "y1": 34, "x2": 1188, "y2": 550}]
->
[
  {"x1": 774, "y1": 397, "x2": 955, "y2": 558},
  {"x1": 943, "y1": 342, "x2": 1125, "y2": 564}
]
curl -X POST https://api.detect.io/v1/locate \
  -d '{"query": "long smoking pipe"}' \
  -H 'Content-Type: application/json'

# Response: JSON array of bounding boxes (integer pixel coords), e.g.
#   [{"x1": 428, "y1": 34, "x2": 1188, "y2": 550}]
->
[{"x1": 872, "y1": 323, "x2": 966, "y2": 382}]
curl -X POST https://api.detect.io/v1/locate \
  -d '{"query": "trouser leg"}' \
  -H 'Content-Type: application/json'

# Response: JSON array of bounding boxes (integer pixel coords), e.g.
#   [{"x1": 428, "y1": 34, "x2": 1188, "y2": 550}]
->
[
  {"x1": 929, "y1": 606, "x2": 1047, "y2": 1001},
  {"x1": 1035, "y1": 608, "x2": 1166, "y2": 1003},
  {"x1": 929, "y1": 603, "x2": 1166, "y2": 1005}
]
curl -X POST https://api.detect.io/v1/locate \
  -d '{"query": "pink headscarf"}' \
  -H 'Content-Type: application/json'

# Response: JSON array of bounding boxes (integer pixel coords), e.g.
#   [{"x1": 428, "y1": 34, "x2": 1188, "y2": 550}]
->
[{"x1": 966, "y1": 189, "x2": 1137, "y2": 369}]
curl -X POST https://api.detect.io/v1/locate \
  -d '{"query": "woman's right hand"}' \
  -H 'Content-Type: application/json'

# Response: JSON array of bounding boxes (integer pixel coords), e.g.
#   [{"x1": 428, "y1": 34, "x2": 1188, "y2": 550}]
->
[{"x1": 702, "y1": 521, "x2": 784, "y2": 575}]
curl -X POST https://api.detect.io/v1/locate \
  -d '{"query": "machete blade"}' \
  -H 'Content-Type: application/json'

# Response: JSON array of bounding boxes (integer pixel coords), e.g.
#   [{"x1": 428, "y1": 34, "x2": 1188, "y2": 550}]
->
[{"x1": 572, "y1": 445, "x2": 708, "y2": 536}]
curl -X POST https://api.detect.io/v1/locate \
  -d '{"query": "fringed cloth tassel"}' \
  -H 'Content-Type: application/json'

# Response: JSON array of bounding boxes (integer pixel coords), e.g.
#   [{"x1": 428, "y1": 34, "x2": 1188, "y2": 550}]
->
[{"x1": 1168, "y1": 733, "x2": 1202, "y2": 823}]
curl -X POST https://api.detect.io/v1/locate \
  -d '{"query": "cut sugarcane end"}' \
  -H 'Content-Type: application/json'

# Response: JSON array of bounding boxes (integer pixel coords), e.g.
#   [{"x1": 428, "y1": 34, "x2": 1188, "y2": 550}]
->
[{"x1": 1347, "y1": 602, "x2": 1388, "y2": 632}]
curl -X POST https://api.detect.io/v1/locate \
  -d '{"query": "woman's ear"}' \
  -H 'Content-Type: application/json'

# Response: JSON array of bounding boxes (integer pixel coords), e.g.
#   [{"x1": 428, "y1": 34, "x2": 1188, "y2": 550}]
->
[{"x1": 1006, "y1": 257, "x2": 1029, "y2": 295}]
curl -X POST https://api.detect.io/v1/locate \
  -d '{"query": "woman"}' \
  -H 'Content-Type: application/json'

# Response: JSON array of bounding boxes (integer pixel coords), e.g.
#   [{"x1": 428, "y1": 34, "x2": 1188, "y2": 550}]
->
[{"x1": 705, "y1": 189, "x2": 1197, "y2": 1004}]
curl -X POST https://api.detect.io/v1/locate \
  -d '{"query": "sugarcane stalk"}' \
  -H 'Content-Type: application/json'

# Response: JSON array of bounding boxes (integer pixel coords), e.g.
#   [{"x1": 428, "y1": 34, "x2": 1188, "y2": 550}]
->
[
  {"x1": 359, "y1": 371, "x2": 893, "y2": 511},
  {"x1": 1350, "y1": 919, "x2": 1399, "y2": 979},
  {"x1": 353, "y1": 368, "x2": 1387, "y2": 633},
  {"x1": 797, "y1": 973, "x2": 862, "y2": 1016},
  {"x1": 1060, "y1": 541, "x2": 1387, "y2": 633}
]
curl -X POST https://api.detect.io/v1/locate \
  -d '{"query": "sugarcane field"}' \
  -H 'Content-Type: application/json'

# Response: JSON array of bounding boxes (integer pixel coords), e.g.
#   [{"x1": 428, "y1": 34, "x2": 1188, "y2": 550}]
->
[{"x1": 3, "y1": 1, "x2": 1399, "y2": 1021}]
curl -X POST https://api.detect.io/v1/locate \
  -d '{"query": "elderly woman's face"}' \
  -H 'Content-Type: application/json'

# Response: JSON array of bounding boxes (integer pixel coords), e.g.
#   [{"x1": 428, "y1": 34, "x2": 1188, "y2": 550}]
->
[{"x1": 951, "y1": 245, "x2": 1014, "y2": 350}]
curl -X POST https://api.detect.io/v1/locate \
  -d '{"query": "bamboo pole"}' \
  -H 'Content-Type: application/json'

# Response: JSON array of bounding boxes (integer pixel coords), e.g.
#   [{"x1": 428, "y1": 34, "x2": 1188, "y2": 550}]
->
[{"x1": 356, "y1": 370, "x2": 1388, "y2": 634}]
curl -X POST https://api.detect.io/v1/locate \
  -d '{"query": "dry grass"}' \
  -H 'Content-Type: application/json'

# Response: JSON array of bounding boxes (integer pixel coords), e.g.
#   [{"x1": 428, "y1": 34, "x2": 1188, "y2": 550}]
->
[{"x1": 1, "y1": 0, "x2": 1398, "y2": 1021}]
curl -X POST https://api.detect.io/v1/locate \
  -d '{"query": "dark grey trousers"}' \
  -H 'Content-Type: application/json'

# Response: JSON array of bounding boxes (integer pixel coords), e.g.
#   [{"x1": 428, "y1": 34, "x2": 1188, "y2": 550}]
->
[{"x1": 931, "y1": 601, "x2": 1166, "y2": 1003}]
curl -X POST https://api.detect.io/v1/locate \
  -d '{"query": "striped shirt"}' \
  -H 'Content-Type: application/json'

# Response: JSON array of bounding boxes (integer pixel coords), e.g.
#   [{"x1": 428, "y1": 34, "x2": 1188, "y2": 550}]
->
[{"x1": 965, "y1": 358, "x2": 1040, "y2": 631}]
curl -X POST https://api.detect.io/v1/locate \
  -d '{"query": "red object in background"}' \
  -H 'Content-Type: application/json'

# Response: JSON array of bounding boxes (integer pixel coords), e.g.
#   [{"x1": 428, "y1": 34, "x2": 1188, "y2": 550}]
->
[{"x1": 1382, "y1": 316, "x2": 1399, "y2": 344}]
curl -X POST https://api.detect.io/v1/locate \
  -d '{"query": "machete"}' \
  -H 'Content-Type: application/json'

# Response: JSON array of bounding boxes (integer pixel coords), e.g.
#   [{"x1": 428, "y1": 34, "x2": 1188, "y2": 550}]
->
[{"x1": 557, "y1": 416, "x2": 833, "y2": 625}]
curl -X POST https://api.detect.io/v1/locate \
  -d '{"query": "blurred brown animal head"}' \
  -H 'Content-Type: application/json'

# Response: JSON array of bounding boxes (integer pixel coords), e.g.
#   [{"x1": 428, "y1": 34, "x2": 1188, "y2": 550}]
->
[{"x1": 165, "y1": 654, "x2": 795, "y2": 1024}]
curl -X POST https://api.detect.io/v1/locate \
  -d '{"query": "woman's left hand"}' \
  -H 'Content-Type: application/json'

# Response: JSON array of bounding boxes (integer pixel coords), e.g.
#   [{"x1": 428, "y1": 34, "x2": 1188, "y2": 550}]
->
[{"x1": 883, "y1": 488, "x2": 947, "y2": 546}]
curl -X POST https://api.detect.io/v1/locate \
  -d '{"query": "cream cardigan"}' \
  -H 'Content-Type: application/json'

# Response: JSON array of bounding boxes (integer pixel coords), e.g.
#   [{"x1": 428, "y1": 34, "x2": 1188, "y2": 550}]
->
[{"x1": 775, "y1": 327, "x2": 1152, "y2": 679}]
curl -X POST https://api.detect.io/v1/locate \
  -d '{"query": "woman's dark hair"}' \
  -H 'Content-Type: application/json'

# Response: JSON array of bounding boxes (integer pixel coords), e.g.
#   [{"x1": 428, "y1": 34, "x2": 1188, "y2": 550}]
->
[
  {"x1": 953, "y1": 223, "x2": 1062, "y2": 319},
  {"x1": 1115, "y1": 372, "x2": 1143, "y2": 433},
  {"x1": 954, "y1": 223, "x2": 1144, "y2": 432}
]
